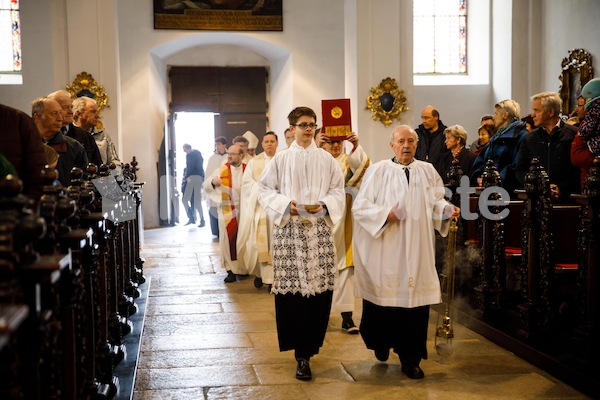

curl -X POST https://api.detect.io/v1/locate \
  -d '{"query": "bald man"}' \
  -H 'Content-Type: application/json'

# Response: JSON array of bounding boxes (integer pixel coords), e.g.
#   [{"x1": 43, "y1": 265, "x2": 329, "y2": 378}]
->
[
  {"x1": 32, "y1": 97, "x2": 88, "y2": 185},
  {"x1": 48, "y1": 90, "x2": 103, "y2": 167},
  {"x1": 414, "y1": 105, "x2": 449, "y2": 176}
]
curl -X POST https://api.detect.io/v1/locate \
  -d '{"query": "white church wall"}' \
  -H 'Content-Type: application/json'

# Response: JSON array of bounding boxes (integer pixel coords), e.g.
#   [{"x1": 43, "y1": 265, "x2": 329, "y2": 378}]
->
[
  {"x1": 2, "y1": 0, "x2": 599, "y2": 227},
  {"x1": 115, "y1": 0, "x2": 347, "y2": 227},
  {"x1": 539, "y1": 0, "x2": 600, "y2": 95}
]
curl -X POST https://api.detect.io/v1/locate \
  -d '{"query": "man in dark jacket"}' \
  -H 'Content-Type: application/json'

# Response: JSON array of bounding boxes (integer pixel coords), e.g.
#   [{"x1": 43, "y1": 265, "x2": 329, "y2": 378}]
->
[
  {"x1": 48, "y1": 90, "x2": 103, "y2": 168},
  {"x1": 515, "y1": 92, "x2": 580, "y2": 203},
  {"x1": 415, "y1": 105, "x2": 448, "y2": 175},
  {"x1": 0, "y1": 103, "x2": 47, "y2": 198},
  {"x1": 183, "y1": 143, "x2": 206, "y2": 227},
  {"x1": 32, "y1": 97, "x2": 88, "y2": 186}
]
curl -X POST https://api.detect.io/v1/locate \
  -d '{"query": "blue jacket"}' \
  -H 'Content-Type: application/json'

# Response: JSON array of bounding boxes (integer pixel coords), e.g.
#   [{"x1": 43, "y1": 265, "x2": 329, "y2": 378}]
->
[{"x1": 470, "y1": 120, "x2": 527, "y2": 193}]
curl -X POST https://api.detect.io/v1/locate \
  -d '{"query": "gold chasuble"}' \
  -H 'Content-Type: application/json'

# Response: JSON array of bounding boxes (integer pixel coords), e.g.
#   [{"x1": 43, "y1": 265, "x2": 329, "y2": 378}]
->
[{"x1": 337, "y1": 151, "x2": 370, "y2": 267}]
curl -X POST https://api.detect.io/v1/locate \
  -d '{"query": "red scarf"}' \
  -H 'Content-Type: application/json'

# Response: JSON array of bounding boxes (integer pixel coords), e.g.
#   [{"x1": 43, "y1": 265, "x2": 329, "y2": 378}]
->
[{"x1": 219, "y1": 162, "x2": 246, "y2": 260}]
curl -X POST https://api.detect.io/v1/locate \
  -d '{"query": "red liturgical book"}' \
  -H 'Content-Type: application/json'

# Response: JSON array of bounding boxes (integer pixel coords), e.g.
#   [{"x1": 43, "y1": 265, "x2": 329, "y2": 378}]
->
[{"x1": 322, "y1": 98, "x2": 351, "y2": 141}]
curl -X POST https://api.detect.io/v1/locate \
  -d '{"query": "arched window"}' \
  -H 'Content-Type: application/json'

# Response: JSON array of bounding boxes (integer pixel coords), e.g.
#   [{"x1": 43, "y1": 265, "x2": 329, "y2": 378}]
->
[
  {"x1": 414, "y1": 0, "x2": 467, "y2": 75},
  {"x1": 0, "y1": 0, "x2": 22, "y2": 84},
  {"x1": 413, "y1": 0, "x2": 489, "y2": 86}
]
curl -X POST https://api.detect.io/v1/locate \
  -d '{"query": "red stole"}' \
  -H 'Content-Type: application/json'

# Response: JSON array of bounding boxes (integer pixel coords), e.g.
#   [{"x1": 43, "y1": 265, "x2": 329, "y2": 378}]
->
[{"x1": 219, "y1": 162, "x2": 246, "y2": 260}]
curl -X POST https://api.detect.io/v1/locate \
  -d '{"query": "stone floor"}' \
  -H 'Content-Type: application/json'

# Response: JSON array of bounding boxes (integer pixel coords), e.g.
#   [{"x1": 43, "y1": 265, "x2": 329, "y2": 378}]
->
[{"x1": 132, "y1": 224, "x2": 590, "y2": 400}]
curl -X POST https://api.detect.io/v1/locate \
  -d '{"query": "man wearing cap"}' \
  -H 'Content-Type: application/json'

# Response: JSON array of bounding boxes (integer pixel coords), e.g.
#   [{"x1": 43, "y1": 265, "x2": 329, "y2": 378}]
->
[{"x1": 243, "y1": 130, "x2": 260, "y2": 157}]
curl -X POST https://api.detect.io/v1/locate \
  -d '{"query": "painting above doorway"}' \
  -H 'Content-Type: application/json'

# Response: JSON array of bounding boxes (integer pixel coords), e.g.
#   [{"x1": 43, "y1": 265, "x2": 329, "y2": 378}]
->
[{"x1": 154, "y1": 0, "x2": 282, "y2": 31}]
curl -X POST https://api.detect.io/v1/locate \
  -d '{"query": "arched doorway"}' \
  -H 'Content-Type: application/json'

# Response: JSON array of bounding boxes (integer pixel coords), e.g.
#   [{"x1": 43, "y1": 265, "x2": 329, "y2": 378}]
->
[{"x1": 151, "y1": 34, "x2": 292, "y2": 226}]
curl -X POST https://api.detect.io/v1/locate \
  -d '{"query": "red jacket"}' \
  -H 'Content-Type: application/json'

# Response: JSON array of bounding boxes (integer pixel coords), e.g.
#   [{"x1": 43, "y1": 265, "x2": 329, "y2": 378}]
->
[
  {"x1": 570, "y1": 133, "x2": 595, "y2": 192},
  {"x1": 0, "y1": 103, "x2": 47, "y2": 198}
]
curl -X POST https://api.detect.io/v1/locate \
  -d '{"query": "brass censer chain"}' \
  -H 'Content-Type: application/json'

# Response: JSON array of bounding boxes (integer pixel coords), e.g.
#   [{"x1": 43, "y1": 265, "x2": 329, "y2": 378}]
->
[{"x1": 435, "y1": 217, "x2": 458, "y2": 358}]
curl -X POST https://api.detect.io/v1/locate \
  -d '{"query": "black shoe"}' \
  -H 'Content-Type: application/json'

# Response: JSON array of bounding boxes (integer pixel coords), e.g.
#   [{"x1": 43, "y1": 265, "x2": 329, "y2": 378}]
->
[
  {"x1": 401, "y1": 365, "x2": 424, "y2": 379},
  {"x1": 341, "y1": 318, "x2": 359, "y2": 334},
  {"x1": 198, "y1": 220, "x2": 206, "y2": 227},
  {"x1": 185, "y1": 220, "x2": 195, "y2": 226},
  {"x1": 295, "y1": 359, "x2": 312, "y2": 381},
  {"x1": 374, "y1": 348, "x2": 389, "y2": 361},
  {"x1": 254, "y1": 277, "x2": 263, "y2": 288},
  {"x1": 224, "y1": 271, "x2": 237, "y2": 283}
]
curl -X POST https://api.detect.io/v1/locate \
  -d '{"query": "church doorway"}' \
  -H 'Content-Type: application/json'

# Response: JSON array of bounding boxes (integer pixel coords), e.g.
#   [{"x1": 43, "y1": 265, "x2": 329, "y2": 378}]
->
[{"x1": 160, "y1": 66, "x2": 269, "y2": 226}]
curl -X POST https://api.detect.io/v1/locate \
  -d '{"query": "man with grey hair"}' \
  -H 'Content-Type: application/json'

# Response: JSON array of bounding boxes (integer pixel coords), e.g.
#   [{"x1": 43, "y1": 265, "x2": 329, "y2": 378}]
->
[
  {"x1": 48, "y1": 90, "x2": 103, "y2": 167},
  {"x1": 352, "y1": 125, "x2": 460, "y2": 380},
  {"x1": 73, "y1": 96, "x2": 121, "y2": 167},
  {"x1": 514, "y1": 91, "x2": 580, "y2": 202},
  {"x1": 32, "y1": 97, "x2": 87, "y2": 185}
]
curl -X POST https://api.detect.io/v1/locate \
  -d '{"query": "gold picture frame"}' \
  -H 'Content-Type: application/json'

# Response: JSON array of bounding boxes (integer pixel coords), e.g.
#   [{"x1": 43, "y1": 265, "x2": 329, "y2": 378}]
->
[
  {"x1": 366, "y1": 77, "x2": 409, "y2": 127},
  {"x1": 153, "y1": 0, "x2": 283, "y2": 31},
  {"x1": 559, "y1": 49, "x2": 594, "y2": 116},
  {"x1": 66, "y1": 71, "x2": 110, "y2": 129}
]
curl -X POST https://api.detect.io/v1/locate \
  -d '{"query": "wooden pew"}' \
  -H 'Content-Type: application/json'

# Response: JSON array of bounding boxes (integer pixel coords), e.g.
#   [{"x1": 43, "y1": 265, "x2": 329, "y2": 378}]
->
[{"x1": 0, "y1": 159, "x2": 146, "y2": 400}]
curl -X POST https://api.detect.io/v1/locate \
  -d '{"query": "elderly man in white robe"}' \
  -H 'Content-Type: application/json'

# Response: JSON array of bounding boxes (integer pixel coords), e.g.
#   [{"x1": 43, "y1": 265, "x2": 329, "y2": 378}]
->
[
  {"x1": 237, "y1": 131, "x2": 278, "y2": 290},
  {"x1": 316, "y1": 130, "x2": 370, "y2": 334},
  {"x1": 204, "y1": 143, "x2": 247, "y2": 282},
  {"x1": 258, "y1": 106, "x2": 345, "y2": 381},
  {"x1": 352, "y1": 125, "x2": 460, "y2": 380}
]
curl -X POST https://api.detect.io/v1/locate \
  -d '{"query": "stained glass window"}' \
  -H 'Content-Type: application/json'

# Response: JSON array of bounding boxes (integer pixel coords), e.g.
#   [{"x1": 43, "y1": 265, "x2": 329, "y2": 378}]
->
[
  {"x1": 414, "y1": 0, "x2": 467, "y2": 74},
  {"x1": 0, "y1": 0, "x2": 21, "y2": 72}
]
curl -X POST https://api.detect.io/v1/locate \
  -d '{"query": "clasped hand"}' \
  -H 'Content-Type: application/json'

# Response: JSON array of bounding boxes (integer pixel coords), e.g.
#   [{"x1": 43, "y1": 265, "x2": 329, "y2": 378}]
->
[{"x1": 290, "y1": 200, "x2": 326, "y2": 218}]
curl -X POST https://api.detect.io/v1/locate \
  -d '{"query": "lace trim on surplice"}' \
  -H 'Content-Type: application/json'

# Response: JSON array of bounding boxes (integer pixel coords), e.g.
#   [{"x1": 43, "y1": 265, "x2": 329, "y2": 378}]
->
[{"x1": 271, "y1": 218, "x2": 336, "y2": 296}]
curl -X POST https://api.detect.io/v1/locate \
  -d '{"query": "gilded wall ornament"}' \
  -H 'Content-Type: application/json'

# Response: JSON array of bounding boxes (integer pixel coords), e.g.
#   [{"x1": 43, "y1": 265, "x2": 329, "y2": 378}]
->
[
  {"x1": 66, "y1": 71, "x2": 110, "y2": 130},
  {"x1": 559, "y1": 49, "x2": 594, "y2": 116},
  {"x1": 366, "y1": 77, "x2": 408, "y2": 127}
]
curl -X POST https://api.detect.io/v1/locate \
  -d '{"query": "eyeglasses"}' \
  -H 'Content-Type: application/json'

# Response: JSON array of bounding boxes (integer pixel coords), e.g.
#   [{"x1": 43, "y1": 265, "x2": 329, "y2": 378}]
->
[{"x1": 294, "y1": 123, "x2": 318, "y2": 130}]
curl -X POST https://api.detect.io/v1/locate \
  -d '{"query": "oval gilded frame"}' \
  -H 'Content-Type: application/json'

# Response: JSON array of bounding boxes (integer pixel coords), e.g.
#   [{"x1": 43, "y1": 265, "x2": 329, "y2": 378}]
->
[
  {"x1": 366, "y1": 77, "x2": 409, "y2": 127},
  {"x1": 66, "y1": 71, "x2": 110, "y2": 129}
]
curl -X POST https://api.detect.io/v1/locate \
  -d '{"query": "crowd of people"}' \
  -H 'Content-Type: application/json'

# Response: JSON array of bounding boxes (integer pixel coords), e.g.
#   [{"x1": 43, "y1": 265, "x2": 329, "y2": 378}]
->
[
  {"x1": 1, "y1": 93, "x2": 121, "y2": 199},
  {"x1": 188, "y1": 86, "x2": 599, "y2": 382},
  {"x1": 3, "y1": 83, "x2": 599, "y2": 383}
]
